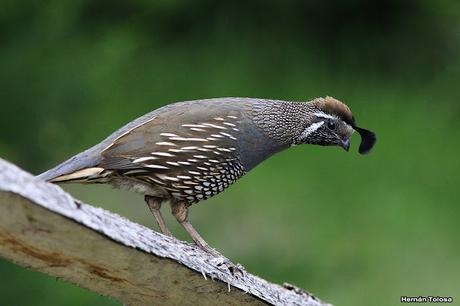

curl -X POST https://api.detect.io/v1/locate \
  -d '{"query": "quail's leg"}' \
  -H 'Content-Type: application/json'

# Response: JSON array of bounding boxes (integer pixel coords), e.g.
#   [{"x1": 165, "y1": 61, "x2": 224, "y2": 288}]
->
[
  {"x1": 145, "y1": 195, "x2": 172, "y2": 236},
  {"x1": 171, "y1": 201, "x2": 219, "y2": 256}
]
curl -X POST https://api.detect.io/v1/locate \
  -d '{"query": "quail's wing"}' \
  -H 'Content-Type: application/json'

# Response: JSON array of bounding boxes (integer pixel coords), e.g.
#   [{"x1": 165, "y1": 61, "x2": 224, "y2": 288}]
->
[
  {"x1": 99, "y1": 101, "x2": 248, "y2": 201},
  {"x1": 100, "y1": 102, "x2": 244, "y2": 168}
]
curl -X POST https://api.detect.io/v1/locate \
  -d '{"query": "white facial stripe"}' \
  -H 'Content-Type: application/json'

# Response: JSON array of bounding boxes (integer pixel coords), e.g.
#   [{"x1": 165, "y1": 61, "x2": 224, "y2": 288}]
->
[
  {"x1": 314, "y1": 112, "x2": 336, "y2": 120},
  {"x1": 301, "y1": 121, "x2": 324, "y2": 138},
  {"x1": 315, "y1": 111, "x2": 354, "y2": 132}
]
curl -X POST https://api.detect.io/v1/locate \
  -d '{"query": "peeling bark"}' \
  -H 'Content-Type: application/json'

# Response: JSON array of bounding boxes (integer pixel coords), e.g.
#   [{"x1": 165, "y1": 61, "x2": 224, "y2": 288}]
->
[{"x1": 0, "y1": 158, "x2": 331, "y2": 306}]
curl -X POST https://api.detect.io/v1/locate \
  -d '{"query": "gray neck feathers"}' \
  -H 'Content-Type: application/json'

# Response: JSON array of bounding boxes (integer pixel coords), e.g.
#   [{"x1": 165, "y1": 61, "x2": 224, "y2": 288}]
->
[
  {"x1": 252, "y1": 100, "x2": 313, "y2": 146},
  {"x1": 237, "y1": 100, "x2": 313, "y2": 171}
]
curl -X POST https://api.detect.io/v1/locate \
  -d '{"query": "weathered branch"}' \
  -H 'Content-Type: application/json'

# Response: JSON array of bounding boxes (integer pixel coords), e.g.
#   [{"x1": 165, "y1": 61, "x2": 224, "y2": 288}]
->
[{"x1": 0, "y1": 158, "x2": 331, "y2": 306}]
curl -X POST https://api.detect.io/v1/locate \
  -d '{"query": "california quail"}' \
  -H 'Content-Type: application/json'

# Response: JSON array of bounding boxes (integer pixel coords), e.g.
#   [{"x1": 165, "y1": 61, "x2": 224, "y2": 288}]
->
[{"x1": 38, "y1": 97, "x2": 376, "y2": 253}]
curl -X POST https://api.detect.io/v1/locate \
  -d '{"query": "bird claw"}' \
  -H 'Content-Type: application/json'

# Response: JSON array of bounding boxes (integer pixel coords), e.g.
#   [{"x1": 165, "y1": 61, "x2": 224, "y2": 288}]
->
[
  {"x1": 228, "y1": 262, "x2": 245, "y2": 278},
  {"x1": 213, "y1": 257, "x2": 246, "y2": 278},
  {"x1": 193, "y1": 244, "x2": 245, "y2": 277}
]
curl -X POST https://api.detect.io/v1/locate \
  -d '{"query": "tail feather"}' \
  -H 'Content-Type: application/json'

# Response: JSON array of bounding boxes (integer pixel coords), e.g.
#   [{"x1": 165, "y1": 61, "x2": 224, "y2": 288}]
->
[
  {"x1": 48, "y1": 167, "x2": 106, "y2": 183},
  {"x1": 37, "y1": 147, "x2": 103, "y2": 182}
]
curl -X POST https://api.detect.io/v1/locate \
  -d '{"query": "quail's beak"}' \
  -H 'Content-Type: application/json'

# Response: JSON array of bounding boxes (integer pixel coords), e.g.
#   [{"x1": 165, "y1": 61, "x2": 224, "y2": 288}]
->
[{"x1": 340, "y1": 138, "x2": 350, "y2": 152}]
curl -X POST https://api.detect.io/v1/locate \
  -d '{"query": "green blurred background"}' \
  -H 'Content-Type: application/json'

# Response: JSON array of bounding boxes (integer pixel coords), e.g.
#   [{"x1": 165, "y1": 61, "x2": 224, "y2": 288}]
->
[{"x1": 1, "y1": 1, "x2": 459, "y2": 305}]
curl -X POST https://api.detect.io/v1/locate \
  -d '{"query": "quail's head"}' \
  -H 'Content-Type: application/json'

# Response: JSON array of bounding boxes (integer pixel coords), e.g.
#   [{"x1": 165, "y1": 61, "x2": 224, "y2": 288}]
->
[{"x1": 294, "y1": 96, "x2": 376, "y2": 154}]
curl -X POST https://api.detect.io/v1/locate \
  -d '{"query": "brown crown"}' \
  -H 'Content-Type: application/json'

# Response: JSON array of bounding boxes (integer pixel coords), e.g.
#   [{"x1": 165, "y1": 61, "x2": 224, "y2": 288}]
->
[{"x1": 312, "y1": 96, "x2": 355, "y2": 125}]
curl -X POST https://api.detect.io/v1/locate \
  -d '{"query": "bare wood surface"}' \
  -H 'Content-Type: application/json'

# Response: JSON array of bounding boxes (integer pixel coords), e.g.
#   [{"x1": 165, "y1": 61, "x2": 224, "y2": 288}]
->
[{"x1": 0, "y1": 158, "x2": 331, "y2": 306}]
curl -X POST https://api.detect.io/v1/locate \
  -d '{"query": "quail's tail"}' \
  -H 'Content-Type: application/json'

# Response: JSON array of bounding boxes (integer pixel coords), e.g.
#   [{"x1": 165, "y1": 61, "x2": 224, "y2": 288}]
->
[
  {"x1": 37, "y1": 147, "x2": 105, "y2": 183},
  {"x1": 42, "y1": 167, "x2": 107, "y2": 183}
]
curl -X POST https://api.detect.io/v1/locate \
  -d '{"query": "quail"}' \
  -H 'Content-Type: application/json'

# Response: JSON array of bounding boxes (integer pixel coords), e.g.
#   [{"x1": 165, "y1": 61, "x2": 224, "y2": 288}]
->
[{"x1": 38, "y1": 97, "x2": 376, "y2": 254}]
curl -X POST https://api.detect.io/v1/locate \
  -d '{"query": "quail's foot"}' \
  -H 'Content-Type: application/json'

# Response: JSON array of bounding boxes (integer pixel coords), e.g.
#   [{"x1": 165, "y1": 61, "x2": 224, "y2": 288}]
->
[{"x1": 215, "y1": 258, "x2": 245, "y2": 278}]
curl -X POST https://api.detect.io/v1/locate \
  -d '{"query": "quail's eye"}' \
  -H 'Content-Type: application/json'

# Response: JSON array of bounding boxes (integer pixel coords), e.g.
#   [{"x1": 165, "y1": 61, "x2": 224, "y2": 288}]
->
[{"x1": 327, "y1": 120, "x2": 336, "y2": 130}]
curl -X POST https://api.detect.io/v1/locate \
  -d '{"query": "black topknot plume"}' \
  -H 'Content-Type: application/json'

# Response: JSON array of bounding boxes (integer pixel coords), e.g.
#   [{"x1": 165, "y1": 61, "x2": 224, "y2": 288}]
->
[{"x1": 353, "y1": 126, "x2": 376, "y2": 154}]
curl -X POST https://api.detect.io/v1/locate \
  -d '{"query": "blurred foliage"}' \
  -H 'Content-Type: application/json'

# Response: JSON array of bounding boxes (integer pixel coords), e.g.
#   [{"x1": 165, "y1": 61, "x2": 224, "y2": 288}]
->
[{"x1": 1, "y1": 1, "x2": 459, "y2": 305}]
